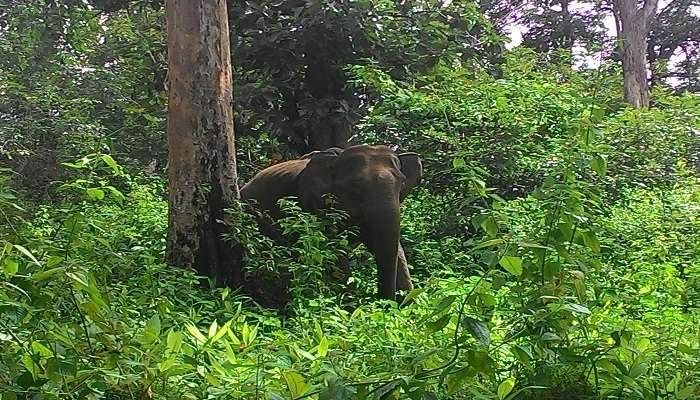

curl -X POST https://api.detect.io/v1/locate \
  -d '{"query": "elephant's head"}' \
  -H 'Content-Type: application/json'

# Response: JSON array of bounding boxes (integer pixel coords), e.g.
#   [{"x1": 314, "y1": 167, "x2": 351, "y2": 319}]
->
[{"x1": 297, "y1": 144, "x2": 422, "y2": 299}]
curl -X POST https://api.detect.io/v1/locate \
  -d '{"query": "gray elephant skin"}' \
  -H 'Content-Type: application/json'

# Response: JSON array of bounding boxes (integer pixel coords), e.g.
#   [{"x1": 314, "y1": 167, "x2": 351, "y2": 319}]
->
[{"x1": 240, "y1": 144, "x2": 422, "y2": 301}]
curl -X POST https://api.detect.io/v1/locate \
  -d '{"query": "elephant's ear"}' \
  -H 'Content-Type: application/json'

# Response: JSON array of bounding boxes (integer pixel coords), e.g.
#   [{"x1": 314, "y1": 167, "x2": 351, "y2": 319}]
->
[
  {"x1": 398, "y1": 152, "x2": 422, "y2": 200},
  {"x1": 300, "y1": 147, "x2": 343, "y2": 159},
  {"x1": 297, "y1": 151, "x2": 339, "y2": 209},
  {"x1": 300, "y1": 150, "x2": 322, "y2": 159}
]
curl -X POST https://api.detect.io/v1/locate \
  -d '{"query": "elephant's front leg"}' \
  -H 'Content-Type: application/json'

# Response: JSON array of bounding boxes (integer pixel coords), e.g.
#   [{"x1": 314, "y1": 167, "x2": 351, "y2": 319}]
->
[{"x1": 396, "y1": 241, "x2": 413, "y2": 291}]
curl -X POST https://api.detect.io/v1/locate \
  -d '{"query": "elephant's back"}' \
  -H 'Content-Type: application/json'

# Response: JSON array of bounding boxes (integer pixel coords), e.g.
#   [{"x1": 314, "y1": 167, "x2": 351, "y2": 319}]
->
[{"x1": 240, "y1": 159, "x2": 310, "y2": 210}]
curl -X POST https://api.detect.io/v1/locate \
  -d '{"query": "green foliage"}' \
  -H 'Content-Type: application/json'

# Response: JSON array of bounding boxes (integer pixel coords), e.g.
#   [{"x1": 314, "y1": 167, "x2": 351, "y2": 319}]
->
[
  {"x1": 2, "y1": 120, "x2": 700, "y2": 400},
  {"x1": 0, "y1": 1, "x2": 167, "y2": 192},
  {"x1": 229, "y1": 0, "x2": 502, "y2": 150},
  {"x1": 225, "y1": 197, "x2": 359, "y2": 310},
  {"x1": 0, "y1": 0, "x2": 502, "y2": 190},
  {"x1": 353, "y1": 48, "x2": 699, "y2": 198}
]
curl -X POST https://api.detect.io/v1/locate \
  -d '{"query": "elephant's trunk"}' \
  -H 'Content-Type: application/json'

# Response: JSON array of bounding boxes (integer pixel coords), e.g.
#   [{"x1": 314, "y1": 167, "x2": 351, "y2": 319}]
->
[{"x1": 364, "y1": 201, "x2": 400, "y2": 300}]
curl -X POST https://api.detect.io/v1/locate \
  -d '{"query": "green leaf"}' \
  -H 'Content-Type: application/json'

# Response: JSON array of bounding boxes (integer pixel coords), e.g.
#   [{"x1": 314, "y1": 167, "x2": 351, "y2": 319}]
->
[
  {"x1": 590, "y1": 154, "x2": 607, "y2": 177},
  {"x1": 159, "y1": 356, "x2": 176, "y2": 372},
  {"x1": 105, "y1": 186, "x2": 125, "y2": 200},
  {"x1": 564, "y1": 303, "x2": 591, "y2": 315},
  {"x1": 3, "y1": 258, "x2": 18, "y2": 277},
  {"x1": 242, "y1": 321, "x2": 250, "y2": 344},
  {"x1": 61, "y1": 161, "x2": 86, "y2": 170},
  {"x1": 208, "y1": 320, "x2": 218, "y2": 339},
  {"x1": 101, "y1": 154, "x2": 119, "y2": 173},
  {"x1": 46, "y1": 357, "x2": 77, "y2": 378},
  {"x1": 677, "y1": 385, "x2": 698, "y2": 400},
  {"x1": 13, "y1": 244, "x2": 41, "y2": 267},
  {"x1": 497, "y1": 377, "x2": 515, "y2": 400},
  {"x1": 495, "y1": 96, "x2": 508, "y2": 110},
  {"x1": 466, "y1": 350, "x2": 495, "y2": 375},
  {"x1": 66, "y1": 271, "x2": 89, "y2": 287},
  {"x1": 316, "y1": 335, "x2": 329, "y2": 357},
  {"x1": 580, "y1": 127, "x2": 600, "y2": 146},
  {"x1": 186, "y1": 323, "x2": 207, "y2": 345},
  {"x1": 319, "y1": 376, "x2": 356, "y2": 400},
  {"x1": 21, "y1": 354, "x2": 39, "y2": 379},
  {"x1": 223, "y1": 342, "x2": 238, "y2": 364},
  {"x1": 628, "y1": 362, "x2": 648, "y2": 379},
  {"x1": 400, "y1": 287, "x2": 425, "y2": 306},
  {"x1": 677, "y1": 343, "x2": 694, "y2": 354},
  {"x1": 582, "y1": 230, "x2": 600, "y2": 253},
  {"x1": 282, "y1": 370, "x2": 310, "y2": 398},
  {"x1": 375, "y1": 380, "x2": 401, "y2": 399},
  {"x1": 211, "y1": 320, "x2": 231, "y2": 344},
  {"x1": 446, "y1": 366, "x2": 474, "y2": 395},
  {"x1": 427, "y1": 314, "x2": 451, "y2": 333},
  {"x1": 266, "y1": 392, "x2": 287, "y2": 400},
  {"x1": 143, "y1": 314, "x2": 161, "y2": 344},
  {"x1": 292, "y1": 345, "x2": 316, "y2": 361},
  {"x1": 480, "y1": 216, "x2": 499, "y2": 237},
  {"x1": 206, "y1": 372, "x2": 220, "y2": 386},
  {"x1": 31, "y1": 341, "x2": 52, "y2": 357},
  {"x1": 511, "y1": 345, "x2": 532, "y2": 370},
  {"x1": 452, "y1": 157, "x2": 466, "y2": 169},
  {"x1": 32, "y1": 267, "x2": 64, "y2": 282},
  {"x1": 499, "y1": 256, "x2": 522, "y2": 276},
  {"x1": 573, "y1": 278, "x2": 586, "y2": 302},
  {"x1": 86, "y1": 188, "x2": 105, "y2": 200},
  {"x1": 46, "y1": 255, "x2": 63, "y2": 267},
  {"x1": 462, "y1": 317, "x2": 490, "y2": 346},
  {"x1": 590, "y1": 106, "x2": 605, "y2": 123},
  {"x1": 0, "y1": 303, "x2": 28, "y2": 323},
  {"x1": 637, "y1": 338, "x2": 650, "y2": 352},
  {"x1": 167, "y1": 330, "x2": 182, "y2": 353},
  {"x1": 471, "y1": 238, "x2": 505, "y2": 251},
  {"x1": 425, "y1": 295, "x2": 456, "y2": 322}
]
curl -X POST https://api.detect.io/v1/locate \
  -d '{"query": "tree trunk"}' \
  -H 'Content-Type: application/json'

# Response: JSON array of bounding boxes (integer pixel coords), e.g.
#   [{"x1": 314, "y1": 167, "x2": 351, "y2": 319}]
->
[
  {"x1": 165, "y1": 0, "x2": 241, "y2": 286},
  {"x1": 613, "y1": 0, "x2": 658, "y2": 108},
  {"x1": 560, "y1": 0, "x2": 574, "y2": 50}
]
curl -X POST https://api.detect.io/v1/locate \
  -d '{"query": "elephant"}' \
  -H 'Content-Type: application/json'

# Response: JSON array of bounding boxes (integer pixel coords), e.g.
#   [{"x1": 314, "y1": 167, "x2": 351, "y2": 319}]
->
[{"x1": 240, "y1": 144, "x2": 422, "y2": 301}]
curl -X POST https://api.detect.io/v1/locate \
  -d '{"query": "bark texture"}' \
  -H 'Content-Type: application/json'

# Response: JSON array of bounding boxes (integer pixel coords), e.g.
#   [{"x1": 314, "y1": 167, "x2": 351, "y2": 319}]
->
[
  {"x1": 613, "y1": 0, "x2": 658, "y2": 108},
  {"x1": 165, "y1": 0, "x2": 240, "y2": 285}
]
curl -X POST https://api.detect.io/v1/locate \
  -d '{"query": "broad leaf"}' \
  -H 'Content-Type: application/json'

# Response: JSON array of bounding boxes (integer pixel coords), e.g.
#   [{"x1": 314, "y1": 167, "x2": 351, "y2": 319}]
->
[
  {"x1": 3, "y1": 258, "x2": 18, "y2": 277},
  {"x1": 499, "y1": 256, "x2": 522, "y2": 275},
  {"x1": 497, "y1": 377, "x2": 515, "y2": 399},
  {"x1": 319, "y1": 376, "x2": 356, "y2": 400},
  {"x1": 143, "y1": 314, "x2": 161, "y2": 344},
  {"x1": 590, "y1": 154, "x2": 607, "y2": 176},
  {"x1": 316, "y1": 335, "x2": 329, "y2": 357},
  {"x1": 480, "y1": 216, "x2": 499, "y2": 237},
  {"x1": 462, "y1": 317, "x2": 490, "y2": 346},
  {"x1": 582, "y1": 230, "x2": 600, "y2": 253},
  {"x1": 282, "y1": 370, "x2": 310, "y2": 398},
  {"x1": 101, "y1": 154, "x2": 119, "y2": 172},
  {"x1": 86, "y1": 188, "x2": 105, "y2": 201},
  {"x1": 13, "y1": 244, "x2": 41, "y2": 267},
  {"x1": 427, "y1": 314, "x2": 451, "y2": 333}
]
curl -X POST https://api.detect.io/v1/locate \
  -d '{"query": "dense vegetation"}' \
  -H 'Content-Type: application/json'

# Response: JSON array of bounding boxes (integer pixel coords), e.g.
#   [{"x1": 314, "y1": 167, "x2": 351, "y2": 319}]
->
[{"x1": 1, "y1": 1, "x2": 700, "y2": 399}]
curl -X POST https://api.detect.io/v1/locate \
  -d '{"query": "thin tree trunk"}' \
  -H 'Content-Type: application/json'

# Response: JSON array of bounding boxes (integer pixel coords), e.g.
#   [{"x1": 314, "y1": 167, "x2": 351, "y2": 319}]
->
[
  {"x1": 165, "y1": 0, "x2": 241, "y2": 285},
  {"x1": 560, "y1": 0, "x2": 573, "y2": 50},
  {"x1": 613, "y1": 0, "x2": 658, "y2": 108},
  {"x1": 621, "y1": 20, "x2": 650, "y2": 107}
]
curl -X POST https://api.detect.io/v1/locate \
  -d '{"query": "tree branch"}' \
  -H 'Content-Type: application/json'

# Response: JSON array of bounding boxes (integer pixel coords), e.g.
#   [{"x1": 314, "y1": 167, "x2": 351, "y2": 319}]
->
[{"x1": 641, "y1": 0, "x2": 659, "y2": 22}]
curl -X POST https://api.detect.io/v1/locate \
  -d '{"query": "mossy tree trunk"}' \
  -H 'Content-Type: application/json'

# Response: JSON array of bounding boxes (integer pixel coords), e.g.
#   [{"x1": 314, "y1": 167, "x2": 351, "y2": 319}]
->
[
  {"x1": 613, "y1": 0, "x2": 658, "y2": 108},
  {"x1": 165, "y1": 0, "x2": 240, "y2": 285}
]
